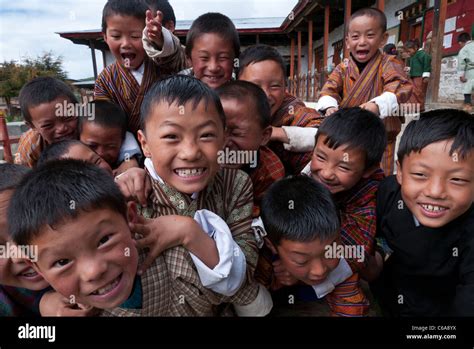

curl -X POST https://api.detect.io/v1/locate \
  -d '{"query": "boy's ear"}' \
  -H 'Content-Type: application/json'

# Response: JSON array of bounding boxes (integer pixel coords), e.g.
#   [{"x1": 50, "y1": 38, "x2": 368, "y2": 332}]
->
[
  {"x1": 137, "y1": 130, "x2": 152, "y2": 158},
  {"x1": 264, "y1": 237, "x2": 278, "y2": 255},
  {"x1": 380, "y1": 32, "x2": 389, "y2": 48},
  {"x1": 362, "y1": 165, "x2": 379, "y2": 179},
  {"x1": 345, "y1": 35, "x2": 350, "y2": 50},
  {"x1": 25, "y1": 120, "x2": 35, "y2": 130},
  {"x1": 260, "y1": 126, "x2": 272, "y2": 146},
  {"x1": 395, "y1": 160, "x2": 403, "y2": 185},
  {"x1": 126, "y1": 201, "x2": 138, "y2": 224}
]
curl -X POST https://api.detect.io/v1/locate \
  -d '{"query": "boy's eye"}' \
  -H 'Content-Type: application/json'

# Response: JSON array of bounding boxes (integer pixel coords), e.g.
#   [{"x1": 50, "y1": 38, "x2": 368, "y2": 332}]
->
[
  {"x1": 42, "y1": 124, "x2": 53, "y2": 129},
  {"x1": 411, "y1": 172, "x2": 426, "y2": 178},
  {"x1": 293, "y1": 260, "x2": 307, "y2": 267},
  {"x1": 162, "y1": 134, "x2": 178, "y2": 140},
  {"x1": 201, "y1": 132, "x2": 216, "y2": 139},
  {"x1": 339, "y1": 166, "x2": 350, "y2": 171},
  {"x1": 451, "y1": 177, "x2": 469, "y2": 184},
  {"x1": 316, "y1": 154, "x2": 325, "y2": 161},
  {"x1": 53, "y1": 259, "x2": 70, "y2": 268},
  {"x1": 98, "y1": 234, "x2": 112, "y2": 246}
]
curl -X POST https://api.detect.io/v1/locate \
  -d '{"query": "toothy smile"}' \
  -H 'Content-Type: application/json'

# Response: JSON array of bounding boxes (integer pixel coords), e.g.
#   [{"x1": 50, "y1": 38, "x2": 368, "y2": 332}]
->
[
  {"x1": 91, "y1": 275, "x2": 121, "y2": 296},
  {"x1": 420, "y1": 204, "x2": 448, "y2": 212},
  {"x1": 174, "y1": 168, "x2": 206, "y2": 178}
]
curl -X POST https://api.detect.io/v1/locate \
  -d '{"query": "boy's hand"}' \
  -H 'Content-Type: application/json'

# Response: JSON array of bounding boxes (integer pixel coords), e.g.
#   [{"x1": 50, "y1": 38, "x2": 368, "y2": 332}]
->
[
  {"x1": 113, "y1": 157, "x2": 139, "y2": 177},
  {"x1": 272, "y1": 259, "x2": 298, "y2": 287},
  {"x1": 325, "y1": 106, "x2": 338, "y2": 116},
  {"x1": 360, "y1": 101, "x2": 380, "y2": 116},
  {"x1": 359, "y1": 251, "x2": 384, "y2": 282},
  {"x1": 383, "y1": 116, "x2": 402, "y2": 142},
  {"x1": 40, "y1": 291, "x2": 98, "y2": 317},
  {"x1": 270, "y1": 126, "x2": 289, "y2": 143},
  {"x1": 115, "y1": 167, "x2": 151, "y2": 207},
  {"x1": 145, "y1": 10, "x2": 164, "y2": 49}
]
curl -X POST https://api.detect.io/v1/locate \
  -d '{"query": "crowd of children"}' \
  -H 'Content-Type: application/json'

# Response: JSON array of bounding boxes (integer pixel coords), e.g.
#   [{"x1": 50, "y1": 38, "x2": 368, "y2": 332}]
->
[{"x1": 1, "y1": 0, "x2": 473, "y2": 318}]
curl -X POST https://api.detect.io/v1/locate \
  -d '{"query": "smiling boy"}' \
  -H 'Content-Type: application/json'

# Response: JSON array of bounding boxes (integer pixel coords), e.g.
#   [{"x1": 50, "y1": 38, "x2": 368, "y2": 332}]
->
[{"x1": 375, "y1": 109, "x2": 474, "y2": 316}]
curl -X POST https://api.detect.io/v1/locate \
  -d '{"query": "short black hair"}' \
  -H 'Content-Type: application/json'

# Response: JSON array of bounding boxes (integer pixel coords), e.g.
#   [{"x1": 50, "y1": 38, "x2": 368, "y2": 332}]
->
[
  {"x1": 145, "y1": 0, "x2": 176, "y2": 26},
  {"x1": 383, "y1": 43, "x2": 397, "y2": 55},
  {"x1": 140, "y1": 75, "x2": 226, "y2": 131},
  {"x1": 102, "y1": 0, "x2": 148, "y2": 33},
  {"x1": 37, "y1": 140, "x2": 86, "y2": 166},
  {"x1": 397, "y1": 109, "x2": 474, "y2": 165},
  {"x1": 404, "y1": 39, "x2": 420, "y2": 50},
  {"x1": 238, "y1": 44, "x2": 287, "y2": 79},
  {"x1": 349, "y1": 7, "x2": 387, "y2": 32},
  {"x1": 0, "y1": 164, "x2": 29, "y2": 193},
  {"x1": 19, "y1": 77, "x2": 78, "y2": 124},
  {"x1": 185, "y1": 13, "x2": 240, "y2": 58},
  {"x1": 8, "y1": 160, "x2": 127, "y2": 246},
  {"x1": 216, "y1": 80, "x2": 271, "y2": 128},
  {"x1": 457, "y1": 32, "x2": 471, "y2": 43},
  {"x1": 78, "y1": 101, "x2": 127, "y2": 140},
  {"x1": 315, "y1": 107, "x2": 387, "y2": 169},
  {"x1": 261, "y1": 175, "x2": 340, "y2": 246}
]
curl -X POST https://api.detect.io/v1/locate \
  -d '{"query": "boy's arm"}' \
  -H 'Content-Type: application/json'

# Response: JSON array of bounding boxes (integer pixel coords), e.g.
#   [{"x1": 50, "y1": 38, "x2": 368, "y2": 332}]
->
[
  {"x1": 422, "y1": 52, "x2": 431, "y2": 78},
  {"x1": 93, "y1": 67, "x2": 117, "y2": 103},
  {"x1": 279, "y1": 126, "x2": 318, "y2": 152},
  {"x1": 14, "y1": 129, "x2": 42, "y2": 168},
  {"x1": 316, "y1": 64, "x2": 344, "y2": 112},
  {"x1": 369, "y1": 56, "x2": 413, "y2": 118}
]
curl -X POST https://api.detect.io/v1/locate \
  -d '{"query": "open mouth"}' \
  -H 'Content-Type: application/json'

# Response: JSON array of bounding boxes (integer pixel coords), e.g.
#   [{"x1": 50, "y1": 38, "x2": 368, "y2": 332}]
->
[
  {"x1": 204, "y1": 75, "x2": 224, "y2": 83},
  {"x1": 174, "y1": 168, "x2": 207, "y2": 179},
  {"x1": 356, "y1": 50, "x2": 370, "y2": 57},
  {"x1": 121, "y1": 53, "x2": 136, "y2": 65},
  {"x1": 17, "y1": 268, "x2": 39, "y2": 278},
  {"x1": 419, "y1": 203, "x2": 449, "y2": 218},
  {"x1": 90, "y1": 274, "x2": 122, "y2": 296}
]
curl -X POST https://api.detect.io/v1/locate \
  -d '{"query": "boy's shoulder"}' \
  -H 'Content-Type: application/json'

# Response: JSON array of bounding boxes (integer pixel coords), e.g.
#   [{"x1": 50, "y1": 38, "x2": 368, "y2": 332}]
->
[{"x1": 338, "y1": 168, "x2": 385, "y2": 208}]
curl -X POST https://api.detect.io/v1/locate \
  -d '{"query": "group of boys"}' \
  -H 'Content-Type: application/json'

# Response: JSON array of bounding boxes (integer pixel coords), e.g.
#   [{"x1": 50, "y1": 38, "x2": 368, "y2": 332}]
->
[{"x1": 1, "y1": 0, "x2": 472, "y2": 317}]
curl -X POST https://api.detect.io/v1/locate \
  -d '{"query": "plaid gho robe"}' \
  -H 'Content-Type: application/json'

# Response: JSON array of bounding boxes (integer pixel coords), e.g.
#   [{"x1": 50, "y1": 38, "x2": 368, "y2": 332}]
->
[
  {"x1": 14, "y1": 129, "x2": 46, "y2": 167},
  {"x1": 270, "y1": 93, "x2": 324, "y2": 175}
]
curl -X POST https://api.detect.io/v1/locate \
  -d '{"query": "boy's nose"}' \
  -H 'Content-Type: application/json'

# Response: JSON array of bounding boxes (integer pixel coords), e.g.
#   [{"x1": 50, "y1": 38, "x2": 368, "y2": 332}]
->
[
  {"x1": 208, "y1": 59, "x2": 220, "y2": 72},
  {"x1": 319, "y1": 167, "x2": 335, "y2": 181},
  {"x1": 178, "y1": 140, "x2": 202, "y2": 161},
  {"x1": 79, "y1": 258, "x2": 107, "y2": 283},
  {"x1": 309, "y1": 259, "x2": 328, "y2": 280},
  {"x1": 424, "y1": 177, "x2": 448, "y2": 199}
]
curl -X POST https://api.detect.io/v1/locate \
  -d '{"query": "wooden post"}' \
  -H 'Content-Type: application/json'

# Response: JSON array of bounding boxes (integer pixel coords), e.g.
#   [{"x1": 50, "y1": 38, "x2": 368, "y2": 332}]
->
[
  {"x1": 297, "y1": 31, "x2": 302, "y2": 76},
  {"x1": 324, "y1": 5, "x2": 329, "y2": 73},
  {"x1": 426, "y1": 0, "x2": 447, "y2": 103},
  {"x1": 343, "y1": 0, "x2": 352, "y2": 58},
  {"x1": 90, "y1": 40, "x2": 98, "y2": 79},
  {"x1": 0, "y1": 111, "x2": 13, "y2": 163},
  {"x1": 290, "y1": 36, "x2": 295, "y2": 78},
  {"x1": 377, "y1": 0, "x2": 385, "y2": 12},
  {"x1": 256, "y1": 34, "x2": 260, "y2": 44},
  {"x1": 308, "y1": 20, "x2": 313, "y2": 74}
]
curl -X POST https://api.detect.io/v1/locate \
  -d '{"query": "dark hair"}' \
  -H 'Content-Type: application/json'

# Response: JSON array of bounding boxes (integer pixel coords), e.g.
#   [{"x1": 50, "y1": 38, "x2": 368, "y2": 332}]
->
[
  {"x1": 216, "y1": 80, "x2": 271, "y2": 128},
  {"x1": 185, "y1": 13, "x2": 240, "y2": 58},
  {"x1": 102, "y1": 0, "x2": 148, "y2": 33},
  {"x1": 140, "y1": 75, "x2": 226, "y2": 131},
  {"x1": 0, "y1": 164, "x2": 29, "y2": 192},
  {"x1": 19, "y1": 77, "x2": 78, "y2": 124},
  {"x1": 261, "y1": 175, "x2": 340, "y2": 246},
  {"x1": 397, "y1": 109, "x2": 474, "y2": 165},
  {"x1": 8, "y1": 160, "x2": 127, "y2": 246},
  {"x1": 315, "y1": 107, "x2": 387, "y2": 169},
  {"x1": 238, "y1": 44, "x2": 287, "y2": 78},
  {"x1": 145, "y1": 0, "x2": 176, "y2": 26},
  {"x1": 457, "y1": 32, "x2": 471, "y2": 43},
  {"x1": 349, "y1": 7, "x2": 387, "y2": 32},
  {"x1": 78, "y1": 101, "x2": 127, "y2": 140},
  {"x1": 404, "y1": 39, "x2": 420, "y2": 50},
  {"x1": 383, "y1": 43, "x2": 397, "y2": 55},
  {"x1": 37, "y1": 140, "x2": 87, "y2": 166}
]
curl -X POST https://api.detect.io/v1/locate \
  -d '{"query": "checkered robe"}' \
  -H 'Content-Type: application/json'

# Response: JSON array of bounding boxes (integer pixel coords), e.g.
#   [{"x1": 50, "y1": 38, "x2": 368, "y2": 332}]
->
[
  {"x1": 326, "y1": 273, "x2": 369, "y2": 317},
  {"x1": 145, "y1": 168, "x2": 260, "y2": 306},
  {"x1": 320, "y1": 51, "x2": 413, "y2": 175},
  {"x1": 14, "y1": 129, "x2": 46, "y2": 167},
  {"x1": 94, "y1": 57, "x2": 161, "y2": 136},
  {"x1": 247, "y1": 146, "x2": 285, "y2": 218},
  {"x1": 270, "y1": 93, "x2": 324, "y2": 175}
]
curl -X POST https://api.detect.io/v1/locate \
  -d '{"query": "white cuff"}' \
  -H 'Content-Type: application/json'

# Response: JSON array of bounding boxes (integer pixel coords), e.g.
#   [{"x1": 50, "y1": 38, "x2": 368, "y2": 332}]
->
[
  {"x1": 300, "y1": 161, "x2": 311, "y2": 176},
  {"x1": 311, "y1": 258, "x2": 353, "y2": 298},
  {"x1": 189, "y1": 209, "x2": 246, "y2": 296},
  {"x1": 282, "y1": 126, "x2": 318, "y2": 152},
  {"x1": 370, "y1": 91, "x2": 399, "y2": 119},
  {"x1": 316, "y1": 95, "x2": 338, "y2": 112},
  {"x1": 233, "y1": 284, "x2": 273, "y2": 316},
  {"x1": 142, "y1": 27, "x2": 175, "y2": 58},
  {"x1": 422, "y1": 72, "x2": 430, "y2": 78},
  {"x1": 118, "y1": 132, "x2": 142, "y2": 162}
]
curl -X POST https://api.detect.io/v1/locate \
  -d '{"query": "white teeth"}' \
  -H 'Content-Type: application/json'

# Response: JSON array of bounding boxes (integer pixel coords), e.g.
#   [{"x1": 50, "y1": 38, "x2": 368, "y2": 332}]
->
[
  {"x1": 92, "y1": 276, "x2": 120, "y2": 296},
  {"x1": 175, "y1": 168, "x2": 205, "y2": 177},
  {"x1": 421, "y1": 204, "x2": 446, "y2": 212}
]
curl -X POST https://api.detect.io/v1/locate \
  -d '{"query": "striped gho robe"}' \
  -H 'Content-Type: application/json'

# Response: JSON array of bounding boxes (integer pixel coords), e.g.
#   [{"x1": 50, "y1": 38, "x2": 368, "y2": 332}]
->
[
  {"x1": 320, "y1": 51, "x2": 413, "y2": 175},
  {"x1": 270, "y1": 93, "x2": 325, "y2": 175},
  {"x1": 94, "y1": 57, "x2": 161, "y2": 136}
]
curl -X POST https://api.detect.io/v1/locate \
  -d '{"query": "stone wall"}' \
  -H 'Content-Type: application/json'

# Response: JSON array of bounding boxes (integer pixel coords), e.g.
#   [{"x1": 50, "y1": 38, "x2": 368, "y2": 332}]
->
[{"x1": 438, "y1": 55, "x2": 464, "y2": 103}]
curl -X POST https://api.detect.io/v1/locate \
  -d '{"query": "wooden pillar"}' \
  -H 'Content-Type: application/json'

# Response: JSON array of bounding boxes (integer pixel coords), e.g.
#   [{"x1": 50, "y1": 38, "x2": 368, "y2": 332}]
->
[
  {"x1": 297, "y1": 31, "x2": 302, "y2": 76},
  {"x1": 290, "y1": 36, "x2": 295, "y2": 78},
  {"x1": 343, "y1": 0, "x2": 352, "y2": 58},
  {"x1": 324, "y1": 5, "x2": 329, "y2": 72},
  {"x1": 102, "y1": 50, "x2": 107, "y2": 70},
  {"x1": 0, "y1": 111, "x2": 13, "y2": 163},
  {"x1": 90, "y1": 40, "x2": 98, "y2": 79},
  {"x1": 308, "y1": 20, "x2": 313, "y2": 73},
  {"x1": 426, "y1": 0, "x2": 447, "y2": 103},
  {"x1": 377, "y1": 0, "x2": 385, "y2": 12}
]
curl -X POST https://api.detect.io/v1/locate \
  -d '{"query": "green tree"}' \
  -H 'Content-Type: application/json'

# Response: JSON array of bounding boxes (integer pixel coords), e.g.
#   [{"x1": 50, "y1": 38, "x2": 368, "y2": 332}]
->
[{"x1": 0, "y1": 52, "x2": 67, "y2": 115}]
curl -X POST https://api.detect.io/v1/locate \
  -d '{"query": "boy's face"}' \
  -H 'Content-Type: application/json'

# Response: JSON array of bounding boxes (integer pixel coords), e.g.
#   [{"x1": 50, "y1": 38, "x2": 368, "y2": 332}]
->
[
  {"x1": 406, "y1": 47, "x2": 417, "y2": 57},
  {"x1": 80, "y1": 122, "x2": 122, "y2": 167},
  {"x1": 310, "y1": 135, "x2": 375, "y2": 194},
  {"x1": 190, "y1": 33, "x2": 235, "y2": 89},
  {"x1": 62, "y1": 143, "x2": 113, "y2": 176},
  {"x1": 104, "y1": 15, "x2": 146, "y2": 70},
  {"x1": 29, "y1": 208, "x2": 138, "y2": 309},
  {"x1": 273, "y1": 236, "x2": 340, "y2": 286},
  {"x1": 138, "y1": 100, "x2": 225, "y2": 194},
  {"x1": 345, "y1": 15, "x2": 388, "y2": 63},
  {"x1": 239, "y1": 60, "x2": 286, "y2": 117},
  {"x1": 396, "y1": 140, "x2": 474, "y2": 228},
  {"x1": 0, "y1": 190, "x2": 48, "y2": 290},
  {"x1": 28, "y1": 97, "x2": 78, "y2": 145},
  {"x1": 221, "y1": 97, "x2": 271, "y2": 168}
]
